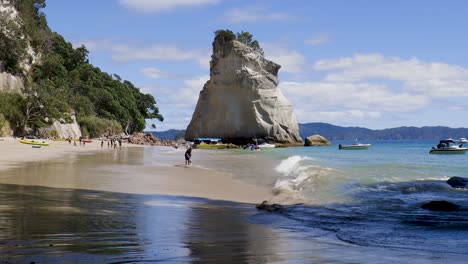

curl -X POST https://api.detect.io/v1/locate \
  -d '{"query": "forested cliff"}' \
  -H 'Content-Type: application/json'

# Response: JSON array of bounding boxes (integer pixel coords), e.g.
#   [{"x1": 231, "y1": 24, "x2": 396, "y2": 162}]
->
[{"x1": 0, "y1": 0, "x2": 163, "y2": 137}]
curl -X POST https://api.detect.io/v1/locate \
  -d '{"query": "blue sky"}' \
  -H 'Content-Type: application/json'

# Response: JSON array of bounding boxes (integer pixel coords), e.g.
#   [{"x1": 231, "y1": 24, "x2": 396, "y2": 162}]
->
[{"x1": 43, "y1": 0, "x2": 468, "y2": 131}]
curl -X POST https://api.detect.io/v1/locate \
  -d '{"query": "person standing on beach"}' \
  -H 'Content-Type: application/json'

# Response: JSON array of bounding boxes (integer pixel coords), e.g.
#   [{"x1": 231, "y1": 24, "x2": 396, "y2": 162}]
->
[{"x1": 185, "y1": 147, "x2": 192, "y2": 166}]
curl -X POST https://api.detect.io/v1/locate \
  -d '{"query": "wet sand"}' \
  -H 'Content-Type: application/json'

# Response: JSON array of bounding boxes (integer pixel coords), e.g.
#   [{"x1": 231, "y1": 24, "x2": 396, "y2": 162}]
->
[
  {"x1": 0, "y1": 138, "x2": 273, "y2": 204},
  {"x1": 0, "y1": 184, "x2": 296, "y2": 263}
]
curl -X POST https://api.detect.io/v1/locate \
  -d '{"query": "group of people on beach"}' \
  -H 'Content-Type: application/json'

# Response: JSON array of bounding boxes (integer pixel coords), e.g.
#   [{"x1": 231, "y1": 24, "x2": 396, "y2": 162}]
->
[{"x1": 102, "y1": 137, "x2": 122, "y2": 149}]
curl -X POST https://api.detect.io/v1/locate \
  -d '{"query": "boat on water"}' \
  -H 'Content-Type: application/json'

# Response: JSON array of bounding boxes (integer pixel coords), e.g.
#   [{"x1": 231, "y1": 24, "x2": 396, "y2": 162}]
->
[
  {"x1": 19, "y1": 139, "x2": 49, "y2": 146},
  {"x1": 458, "y1": 137, "x2": 468, "y2": 144},
  {"x1": 258, "y1": 143, "x2": 276, "y2": 148},
  {"x1": 429, "y1": 139, "x2": 468, "y2": 154},
  {"x1": 338, "y1": 143, "x2": 371, "y2": 150},
  {"x1": 339, "y1": 138, "x2": 371, "y2": 150}
]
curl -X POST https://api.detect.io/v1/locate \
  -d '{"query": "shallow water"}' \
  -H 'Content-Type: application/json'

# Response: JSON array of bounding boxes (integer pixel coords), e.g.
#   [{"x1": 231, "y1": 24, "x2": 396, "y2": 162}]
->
[
  {"x1": 243, "y1": 140, "x2": 468, "y2": 260},
  {"x1": 1, "y1": 142, "x2": 467, "y2": 263}
]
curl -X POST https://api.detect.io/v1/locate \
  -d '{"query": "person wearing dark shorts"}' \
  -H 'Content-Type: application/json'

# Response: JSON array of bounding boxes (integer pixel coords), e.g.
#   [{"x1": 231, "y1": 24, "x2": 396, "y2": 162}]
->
[{"x1": 185, "y1": 148, "x2": 192, "y2": 166}]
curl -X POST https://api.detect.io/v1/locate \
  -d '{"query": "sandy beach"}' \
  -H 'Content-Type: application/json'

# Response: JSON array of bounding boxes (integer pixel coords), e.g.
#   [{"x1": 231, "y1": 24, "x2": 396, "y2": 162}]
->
[{"x1": 0, "y1": 137, "x2": 273, "y2": 204}]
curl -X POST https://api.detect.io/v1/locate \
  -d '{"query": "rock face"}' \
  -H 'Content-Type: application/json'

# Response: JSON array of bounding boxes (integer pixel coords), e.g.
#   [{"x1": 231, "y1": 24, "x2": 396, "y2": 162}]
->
[
  {"x1": 304, "y1": 134, "x2": 331, "y2": 146},
  {"x1": 0, "y1": 71, "x2": 24, "y2": 93},
  {"x1": 185, "y1": 37, "x2": 302, "y2": 145},
  {"x1": 49, "y1": 114, "x2": 82, "y2": 139}
]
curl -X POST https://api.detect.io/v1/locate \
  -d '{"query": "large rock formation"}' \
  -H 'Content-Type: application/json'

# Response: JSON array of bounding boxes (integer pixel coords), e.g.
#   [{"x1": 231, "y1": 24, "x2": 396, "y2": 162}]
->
[{"x1": 185, "y1": 36, "x2": 302, "y2": 145}]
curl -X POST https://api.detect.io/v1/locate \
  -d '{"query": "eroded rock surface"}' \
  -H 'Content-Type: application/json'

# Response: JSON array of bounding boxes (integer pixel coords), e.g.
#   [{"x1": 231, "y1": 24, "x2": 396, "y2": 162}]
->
[{"x1": 185, "y1": 37, "x2": 302, "y2": 145}]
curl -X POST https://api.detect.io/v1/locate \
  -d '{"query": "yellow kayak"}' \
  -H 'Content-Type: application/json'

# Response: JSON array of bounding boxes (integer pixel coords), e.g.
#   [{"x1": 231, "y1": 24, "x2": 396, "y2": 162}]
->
[{"x1": 19, "y1": 139, "x2": 50, "y2": 146}]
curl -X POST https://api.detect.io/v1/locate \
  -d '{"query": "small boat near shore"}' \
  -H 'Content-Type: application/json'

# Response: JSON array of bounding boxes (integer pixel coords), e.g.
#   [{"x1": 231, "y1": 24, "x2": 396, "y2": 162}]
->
[
  {"x1": 429, "y1": 139, "x2": 468, "y2": 154},
  {"x1": 19, "y1": 139, "x2": 49, "y2": 146},
  {"x1": 459, "y1": 137, "x2": 468, "y2": 144},
  {"x1": 258, "y1": 143, "x2": 276, "y2": 148}
]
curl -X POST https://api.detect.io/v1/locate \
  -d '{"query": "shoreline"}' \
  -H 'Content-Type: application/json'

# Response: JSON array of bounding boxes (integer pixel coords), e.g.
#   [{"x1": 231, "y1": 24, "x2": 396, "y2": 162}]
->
[{"x1": 0, "y1": 137, "x2": 273, "y2": 204}]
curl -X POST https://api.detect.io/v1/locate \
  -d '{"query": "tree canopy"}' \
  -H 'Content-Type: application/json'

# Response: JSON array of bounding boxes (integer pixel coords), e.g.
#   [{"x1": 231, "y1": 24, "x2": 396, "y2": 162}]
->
[
  {"x1": 214, "y1": 29, "x2": 264, "y2": 55},
  {"x1": 0, "y1": 0, "x2": 163, "y2": 136}
]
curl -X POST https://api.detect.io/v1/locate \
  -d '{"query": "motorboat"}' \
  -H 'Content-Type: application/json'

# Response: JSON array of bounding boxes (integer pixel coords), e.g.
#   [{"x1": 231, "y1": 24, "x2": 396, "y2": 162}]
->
[
  {"x1": 338, "y1": 138, "x2": 371, "y2": 150},
  {"x1": 459, "y1": 137, "x2": 468, "y2": 144},
  {"x1": 258, "y1": 143, "x2": 276, "y2": 148},
  {"x1": 429, "y1": 139, "x2": 468, "y2": 154},
  {"x1": 338, "y1": 142, "x2": 371, "y2": 150}
]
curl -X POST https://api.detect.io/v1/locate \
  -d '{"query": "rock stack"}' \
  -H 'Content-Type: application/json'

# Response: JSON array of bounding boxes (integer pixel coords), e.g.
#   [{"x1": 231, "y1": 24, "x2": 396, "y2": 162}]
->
[{"x1": 185, "y1": 35, "x2": 302, "y2": 145}]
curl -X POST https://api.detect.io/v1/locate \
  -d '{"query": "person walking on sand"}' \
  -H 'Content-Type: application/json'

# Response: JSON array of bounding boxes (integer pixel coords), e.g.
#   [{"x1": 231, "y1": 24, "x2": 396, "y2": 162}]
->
[{"x1": 185, "y1": 147, "x2": 192, "y2": 166}]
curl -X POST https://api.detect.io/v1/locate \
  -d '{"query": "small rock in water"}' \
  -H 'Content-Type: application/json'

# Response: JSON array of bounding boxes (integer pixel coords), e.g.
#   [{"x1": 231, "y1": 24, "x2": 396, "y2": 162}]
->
[
  {"x1": 421, "y1": 200, "x2": 460, "y2": 211},
  {"x1": 256, "y1": 200, "x2": 284, "y2": 212},
  {"x1": 446, "y1": 176, "x2": 468, "y2": 188}
]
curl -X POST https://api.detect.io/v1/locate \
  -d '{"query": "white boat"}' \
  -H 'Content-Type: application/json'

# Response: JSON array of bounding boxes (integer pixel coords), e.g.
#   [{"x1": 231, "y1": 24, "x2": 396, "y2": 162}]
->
[
  {"x1": 459, "y1": 137, "x2": 468, "y2": 143},
  {"x1": 339, "y1": 138, "x2": 371, "y2": 150},
  {"x1": 429, "y1": 139, "x2": 468, "y2": 154},
  {"x1": 258, "y1": 143, "x2": 276, "y2": 148},
  {"x1": 338, "y1": 143, "x2": 371, "y2": 150}
]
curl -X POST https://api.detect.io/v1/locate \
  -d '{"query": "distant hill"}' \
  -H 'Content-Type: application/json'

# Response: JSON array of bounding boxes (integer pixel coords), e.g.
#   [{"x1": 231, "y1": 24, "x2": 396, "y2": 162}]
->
[
  {"x1": 148, "y1": 129, "x2": 185, "y2": 140},
  {"x1": 299, "y1": 123, "x2": 468, "y2": 140},
  {"x1": 151, "y1": 123, "x2": 468, "y2": 141}
]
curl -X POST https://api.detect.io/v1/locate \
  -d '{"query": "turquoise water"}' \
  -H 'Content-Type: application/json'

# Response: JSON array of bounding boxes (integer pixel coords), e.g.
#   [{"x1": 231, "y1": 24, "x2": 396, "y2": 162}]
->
[{"x1": 246, "y1": 140, "x2": 468, "y2": 257}]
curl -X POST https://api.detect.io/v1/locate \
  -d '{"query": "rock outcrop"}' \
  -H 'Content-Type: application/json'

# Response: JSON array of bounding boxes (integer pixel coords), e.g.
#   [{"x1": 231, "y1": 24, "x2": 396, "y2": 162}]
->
[
  {"x1": 47, "y1": 114, "x2": 82, "y2": 139},
  {"x1": 446, "y1": 176, "x2": 468, "y2": 189},
  {"x1": 304, "y1": 134, "x2": 331, "y2": 146},
  {"x1": 421, "y1": 200, "x2": 460, "y2": 211},
  {"x1": 185, "y1": 36, "x2": 302, "y2": 145},
  {"x1": 129, "y1": 132, "x2": 176, "y2": 147},
  {"x1": 0, "y1": 72, "x2": 24, "y2": 92}
]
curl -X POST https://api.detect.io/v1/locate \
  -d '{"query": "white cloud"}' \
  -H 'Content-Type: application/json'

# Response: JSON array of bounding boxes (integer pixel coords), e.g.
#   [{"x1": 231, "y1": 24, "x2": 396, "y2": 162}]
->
[
  {"x1": 278, "y1": 54, "x2": 468, "y2": 125},
  {"x1": 118, "y1": 0, "x2": 220, "y2": 12},
  {"x1": 80, "y1": 39, "x2": 210, "y2": 68},
  {"x1": 314, "y1": 53, "x2": 468, "y2": 97},
  {"x1": 304, "y1": 35, "x2": 330, "y2": 46},
  {"x1": 263, "y1": 43, "x2": 306, "y2": 73},
  {"x1": 141, "y1": 68, "x2": 168, "y2": 79},
  {"x1": 281, "y1": 81, "x2": 430, "y2": 114},
  {"x1": 222, "y1": 6, "x2": 295, "y2": 23},
  {"x1": 145, "y1": 75, "x2": 208, "y2": 130}
]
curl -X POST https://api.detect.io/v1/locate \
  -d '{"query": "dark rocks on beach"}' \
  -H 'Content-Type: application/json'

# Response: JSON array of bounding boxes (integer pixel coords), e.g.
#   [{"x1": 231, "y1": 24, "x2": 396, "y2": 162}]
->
[
  {"x1": 255, "y1": 200, "x2": 285, "y2": 212},
  {"x1": 421, "y1": 200, "x2": 460, "y2": 211},
  {"x1": 446, "y1": 176, "x2": 468, "y2": 188},
  {"x1": 128, "y1": 132, "x2": 176, "y2": 147}
]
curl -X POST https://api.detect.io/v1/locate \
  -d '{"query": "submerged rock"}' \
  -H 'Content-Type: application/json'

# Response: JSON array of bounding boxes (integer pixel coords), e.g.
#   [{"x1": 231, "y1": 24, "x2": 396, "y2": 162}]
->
[
  {"x1": 185, "y1": 34, "x2": 302, "y2": 145},
  {"x1": 446, "y1": 176, "x2": 468, "y2": 188},
  {"x1": 256, "y1": 200, "x2": 285, "y2": 212},
  {"x1": 421, "y1": 200, "x2": 460, "y2": 211},
  {"x1": 304, "y1": 134, "x2": 331, "y2": 146}
]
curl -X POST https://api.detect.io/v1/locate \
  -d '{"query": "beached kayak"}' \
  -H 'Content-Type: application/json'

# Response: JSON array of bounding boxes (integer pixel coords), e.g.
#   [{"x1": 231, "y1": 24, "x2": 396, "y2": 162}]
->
[{"x1": 19, "y1": 139, "x2": 50, "y2": 146}]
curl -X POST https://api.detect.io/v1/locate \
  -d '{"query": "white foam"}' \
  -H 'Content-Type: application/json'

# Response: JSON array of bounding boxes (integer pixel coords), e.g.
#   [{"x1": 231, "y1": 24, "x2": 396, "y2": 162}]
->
[{"x1": 275, "y1": 155, "x2": 310, "y2": 175}]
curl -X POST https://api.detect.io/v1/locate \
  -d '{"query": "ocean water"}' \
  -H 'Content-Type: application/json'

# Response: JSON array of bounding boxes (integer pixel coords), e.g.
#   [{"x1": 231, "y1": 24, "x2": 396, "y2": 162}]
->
[
  {"x1": 1, "y1": 141, "x2": 467, "y2": 262},
  {"x1": 231, "y1": 140, "x2": 468, "y2": 260}
]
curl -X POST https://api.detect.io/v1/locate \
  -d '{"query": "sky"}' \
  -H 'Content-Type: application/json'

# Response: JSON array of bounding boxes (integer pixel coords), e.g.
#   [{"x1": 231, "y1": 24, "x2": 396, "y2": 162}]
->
[{"x1": 42, "y1": 0, "x2": 468, "y2": 131}]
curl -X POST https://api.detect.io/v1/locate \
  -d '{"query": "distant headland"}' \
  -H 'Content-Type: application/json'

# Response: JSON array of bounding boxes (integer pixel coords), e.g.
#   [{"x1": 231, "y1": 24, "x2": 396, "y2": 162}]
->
[{"x1": 151, "y1": 122, "x2": 468, "y2": 141}]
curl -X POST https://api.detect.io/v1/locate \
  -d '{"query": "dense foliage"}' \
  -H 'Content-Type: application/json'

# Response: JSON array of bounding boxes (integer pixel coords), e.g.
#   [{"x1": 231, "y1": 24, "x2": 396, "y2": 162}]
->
[
  {"x1": 214, "y1": 29, "x2": 264, "y2": 55},
  {"x1": 0, "y1": 0, "x2": 163, "y2": 136}
]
